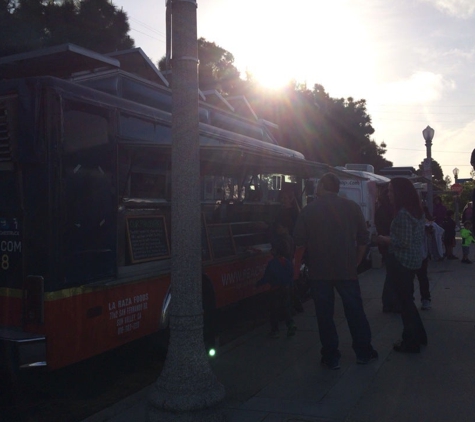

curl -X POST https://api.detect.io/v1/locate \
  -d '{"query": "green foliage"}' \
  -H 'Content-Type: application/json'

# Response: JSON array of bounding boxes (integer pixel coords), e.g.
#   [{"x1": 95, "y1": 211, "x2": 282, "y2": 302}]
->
[
  {"x1": 444, "y1": 175, "x2": 452, "y2": 188},
  {"x1": 247, "y1": 83, "x2": 392, "y2": 172},
  {"x1": 0, "y1": 0, "x2": 134, "y2": 57},
  {"x1": 196, "y1": 38, "x2": 241, "y2": 93},
  {"x1": 459, "y1": 181, "x2": 475, "y2": 213},
  {"x1": 438, "y1": 181, "x2": 474, "y2": 219},
  {"x1": 439, "y1": 192, "x2": 455, "y2": 212},
  {"x1": 158, "y1": 37, "x2": 243, "y2": 95},
  {"x1": 416, "y1": 158, "x2": 446, "y2": 191}
]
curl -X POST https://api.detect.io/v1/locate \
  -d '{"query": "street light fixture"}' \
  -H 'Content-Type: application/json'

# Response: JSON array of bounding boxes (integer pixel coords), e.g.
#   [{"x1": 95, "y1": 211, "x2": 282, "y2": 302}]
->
[
  {"x1": 422, "y1": 126, "x2": 435, "y2": 214},
  {"x1": 453, "y1": 167, "x2": 459, "y2": 183},
  {"x1": 453, "y1": 167, "x2": 460, "y2": 229}
]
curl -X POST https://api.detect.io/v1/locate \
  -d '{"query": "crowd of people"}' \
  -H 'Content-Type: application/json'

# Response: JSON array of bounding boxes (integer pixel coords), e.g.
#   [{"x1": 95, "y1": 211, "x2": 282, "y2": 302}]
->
[{"x1": 256, "y1": 172, "x2": 474, "y2": 369}]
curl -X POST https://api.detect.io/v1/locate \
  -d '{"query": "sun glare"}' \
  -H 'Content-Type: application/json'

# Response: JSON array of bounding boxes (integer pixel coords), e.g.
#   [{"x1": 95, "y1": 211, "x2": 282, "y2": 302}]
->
[
  {"x1": 247, "y1": 64, "x2": 297, "y2": 90},
  {"x1": 216, "y1": 1, "x2": 375, "y2": 96}
]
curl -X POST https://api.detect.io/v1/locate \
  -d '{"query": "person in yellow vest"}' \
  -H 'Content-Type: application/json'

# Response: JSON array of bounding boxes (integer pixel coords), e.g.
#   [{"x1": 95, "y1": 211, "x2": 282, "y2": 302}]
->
[{"x1": 460, "y1": 220, "x2": 475, "y2": 264}]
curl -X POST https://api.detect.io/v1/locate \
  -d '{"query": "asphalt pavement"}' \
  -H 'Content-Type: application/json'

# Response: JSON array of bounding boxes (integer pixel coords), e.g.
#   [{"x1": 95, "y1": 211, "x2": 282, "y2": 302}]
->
[{"x1": 82, "y1": 240, "x2": 475, "y2": 422}]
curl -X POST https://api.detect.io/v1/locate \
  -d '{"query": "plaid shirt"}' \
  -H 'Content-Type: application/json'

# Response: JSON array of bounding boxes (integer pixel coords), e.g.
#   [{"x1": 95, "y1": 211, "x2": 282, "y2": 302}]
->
[{"x1": 388, "y1": 208, "x2": 425, "y2": 270}]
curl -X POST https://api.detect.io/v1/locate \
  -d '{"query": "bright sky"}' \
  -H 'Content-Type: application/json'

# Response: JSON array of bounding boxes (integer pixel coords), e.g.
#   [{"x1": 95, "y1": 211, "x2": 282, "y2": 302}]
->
[{"x1": 113, "y1": 0, "x2": 475, "y2": 182}]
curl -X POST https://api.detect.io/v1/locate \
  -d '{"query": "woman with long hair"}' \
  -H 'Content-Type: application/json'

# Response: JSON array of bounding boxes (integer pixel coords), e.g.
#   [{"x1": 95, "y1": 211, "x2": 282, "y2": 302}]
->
[{"x1": 377, "y1": 178, "x2": 427, "y2": 353}]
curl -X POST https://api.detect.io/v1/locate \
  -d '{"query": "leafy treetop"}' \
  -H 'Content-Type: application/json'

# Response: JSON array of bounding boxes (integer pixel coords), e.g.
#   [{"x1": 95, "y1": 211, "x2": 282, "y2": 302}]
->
[{"x1": 0, "y1": 0, "x2": 134, "y2": 57}]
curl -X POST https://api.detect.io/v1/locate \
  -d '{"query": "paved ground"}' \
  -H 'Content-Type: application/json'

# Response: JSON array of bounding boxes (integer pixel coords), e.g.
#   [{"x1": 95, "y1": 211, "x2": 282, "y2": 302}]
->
[{"x1": 82, "y1": 241, "x2": 475, "y2": 422}]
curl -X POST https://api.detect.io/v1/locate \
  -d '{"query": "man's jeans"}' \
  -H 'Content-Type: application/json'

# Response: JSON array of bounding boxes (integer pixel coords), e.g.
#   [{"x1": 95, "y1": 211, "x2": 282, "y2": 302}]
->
[
  {"x1": 309, "y1": 279, "x2": 373, "y2": 360},
  {"x1": 415, "y1": 257, "x2": 431, "y2": 302}
]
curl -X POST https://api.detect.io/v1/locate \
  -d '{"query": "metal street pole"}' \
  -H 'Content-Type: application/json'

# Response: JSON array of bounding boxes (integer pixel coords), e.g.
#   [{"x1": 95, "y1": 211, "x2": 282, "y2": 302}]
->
[
  {"x1": 453, "y1": 167, "x2": 460, "y2": 229},
  {"x1": 422, "y1": 126, "x2": 435, "y2": 215},
  {"x1": 454, "y1": 193, "x2": 460, "y2": 229},
  {"x1": 148, "y1": 1, "x2": 225, "y2": 420}
]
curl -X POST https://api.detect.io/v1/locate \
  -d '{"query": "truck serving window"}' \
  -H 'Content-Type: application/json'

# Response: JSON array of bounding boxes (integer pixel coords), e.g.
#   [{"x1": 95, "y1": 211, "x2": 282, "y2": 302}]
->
[
  {"x1": 0, "y1": 95, "x2": 16, "y2": 165},
  {"x1": 61, "y1": 101, "x2": 116, "y2": 284},
  {"x1": 0, "y1": 96, "x2": 16, "y2": 189}
]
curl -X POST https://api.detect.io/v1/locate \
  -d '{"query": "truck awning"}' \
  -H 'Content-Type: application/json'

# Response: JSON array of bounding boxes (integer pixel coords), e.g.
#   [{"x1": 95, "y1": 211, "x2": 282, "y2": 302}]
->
[
  {"x1": 200, "y1": 140, "x2": 356, "y2": 179},
  {"x1": 0, "y1": 44, "x2": 119, "y2": 79}
]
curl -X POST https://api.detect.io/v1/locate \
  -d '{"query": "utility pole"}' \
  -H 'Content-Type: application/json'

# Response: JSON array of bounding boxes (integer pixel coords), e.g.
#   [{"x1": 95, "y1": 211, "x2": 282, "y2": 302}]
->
[{"x1": 148, "y1": 1, "x2": 225, "y2": 420}]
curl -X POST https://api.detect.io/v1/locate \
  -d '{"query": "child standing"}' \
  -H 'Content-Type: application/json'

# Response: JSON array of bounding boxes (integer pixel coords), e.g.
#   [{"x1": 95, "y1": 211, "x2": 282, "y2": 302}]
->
[
  {"x1": 460, "y1": 220, "x2": 475, "y2": 264},
  {"x1": 272, "y1": 217, "x2": 305, "y2": 312},
  {"x1": 256, "y1": 220, "x2": 296, "y2": 338},
  {"x1": 270, "y1": 218, "x2": 295, "y2": 262},
  {"x1": 442, "y1": 210, "x2": 457, "y2": 259}
]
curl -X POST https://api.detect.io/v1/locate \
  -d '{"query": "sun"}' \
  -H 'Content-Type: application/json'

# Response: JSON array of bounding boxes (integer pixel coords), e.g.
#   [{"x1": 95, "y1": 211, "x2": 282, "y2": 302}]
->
[
  {"x1": 210, "y1": 1, "x2": 375, "y2": 95},
  {"x1": 245, "y1": 63, "x2": 298, "y2": 90}
]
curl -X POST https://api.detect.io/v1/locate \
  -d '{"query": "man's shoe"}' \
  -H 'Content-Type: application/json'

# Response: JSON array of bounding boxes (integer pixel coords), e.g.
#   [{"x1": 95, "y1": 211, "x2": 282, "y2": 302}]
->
[
  {"x1": 321, "y1": 356, "x2": 340, "y2": 370},
  {"x1": 421, "y1": 299, "x2": 431, "y2": 310},
  {"x1": 419, "y1": 336, "x2": 428, "y2": 346},
  {"x1": 448, "y1": 255, "x2": 458, "y2": 260},
  {"x1": 356, "y1": 349, "x2": 379, "y2": 364},
  {"x1": 393, "y1": 340, "x2": 420, "y2": 353},
  {"x1": 461, "y1": 259, "x2": 472, "y2": 264}
]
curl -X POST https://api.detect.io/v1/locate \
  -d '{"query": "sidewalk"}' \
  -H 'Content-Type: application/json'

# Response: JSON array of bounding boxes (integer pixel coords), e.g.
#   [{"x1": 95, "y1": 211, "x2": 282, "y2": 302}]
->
[{"x1": 82, "y1": 244, "x2": 475, "y2": 422}]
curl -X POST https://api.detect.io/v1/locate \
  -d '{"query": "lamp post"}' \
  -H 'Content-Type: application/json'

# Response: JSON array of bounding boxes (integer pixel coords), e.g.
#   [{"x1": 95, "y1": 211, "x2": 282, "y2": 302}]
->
[
  {"x1": 453, "y1": 167, "x2": 459, "y2": 183},
  {"x1": 422, "y1": 126, "x2": 435, "y2": 214},
  {"x1": 453, "y1": 167, "x2": 460, "y2": 229},
  {"x1": 148, "y1": 0, "x2": 225, "y2": 420}
]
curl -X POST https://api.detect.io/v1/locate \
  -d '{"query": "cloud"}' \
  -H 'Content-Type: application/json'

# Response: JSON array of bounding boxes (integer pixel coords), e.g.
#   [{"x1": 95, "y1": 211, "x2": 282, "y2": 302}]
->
[
  {"x1": 376, "y1": 71, "x2": 455, "y2": 104},
  {"x1": 434, "y1": 119, "x2": 475, "y2": 177},
  {"x1": 421, "y1": 0, "x2": 475, "y2": 18},
  {"x1": 415, "y1": 45, "x2": 475, "y2": 65},
  {"x1": 442, "y1": 48, "x2": 475, "y2": 62},
  {"x1": 442, "y1": 119, "x2": 475, "y2": 150}
]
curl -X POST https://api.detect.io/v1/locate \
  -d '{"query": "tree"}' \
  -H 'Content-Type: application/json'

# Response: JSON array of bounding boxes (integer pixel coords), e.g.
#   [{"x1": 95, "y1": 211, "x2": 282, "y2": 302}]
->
[
  {"x1": 0, "y1": 0, "x2": 45, "y2": 55},
  {"x1": 444, "y1": 175, "x2": 452, "y2": 189},
  {"x1": 159, "y1": 37, "x2": 242, "y2": 95},
  {"x1": 248, "y1": 83, "x2": 392, "y2": 172},
  {"x1": 313, "y1": 94, "x2": 382, "y2": 167},
  {"x1": 416, "y1": 158, "x2": 446, "y2": 191},
  {"x1": 74, "y1": 0, "x2": 133, "y2": 53},
  {"x1": 0, "y1": 0, "x2": 134, "y2": 57},
  {"x1": 456, "y1": 181, "x2": 474, "y2": 212}
]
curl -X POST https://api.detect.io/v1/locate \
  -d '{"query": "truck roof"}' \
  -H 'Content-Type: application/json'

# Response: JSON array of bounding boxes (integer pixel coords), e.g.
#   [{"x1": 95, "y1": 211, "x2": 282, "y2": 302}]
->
[{"x1": 339, "y1": 169, "x2": 390, "y2": 184}]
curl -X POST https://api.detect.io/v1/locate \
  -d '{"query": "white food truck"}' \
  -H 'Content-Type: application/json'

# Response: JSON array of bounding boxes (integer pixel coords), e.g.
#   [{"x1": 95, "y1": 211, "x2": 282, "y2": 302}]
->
[
  {"x1": 335, "y1": 164, "x2": 391, "y2": 234},
  {"x1": 310, "y1": 164, "x2": 390, "y2": 234}
]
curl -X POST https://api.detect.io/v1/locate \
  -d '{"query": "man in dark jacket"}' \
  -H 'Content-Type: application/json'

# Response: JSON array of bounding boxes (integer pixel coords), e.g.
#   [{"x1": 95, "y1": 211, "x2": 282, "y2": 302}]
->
[{"x1": 293, "y1": 173, "x2": 377, "y2": 369}]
